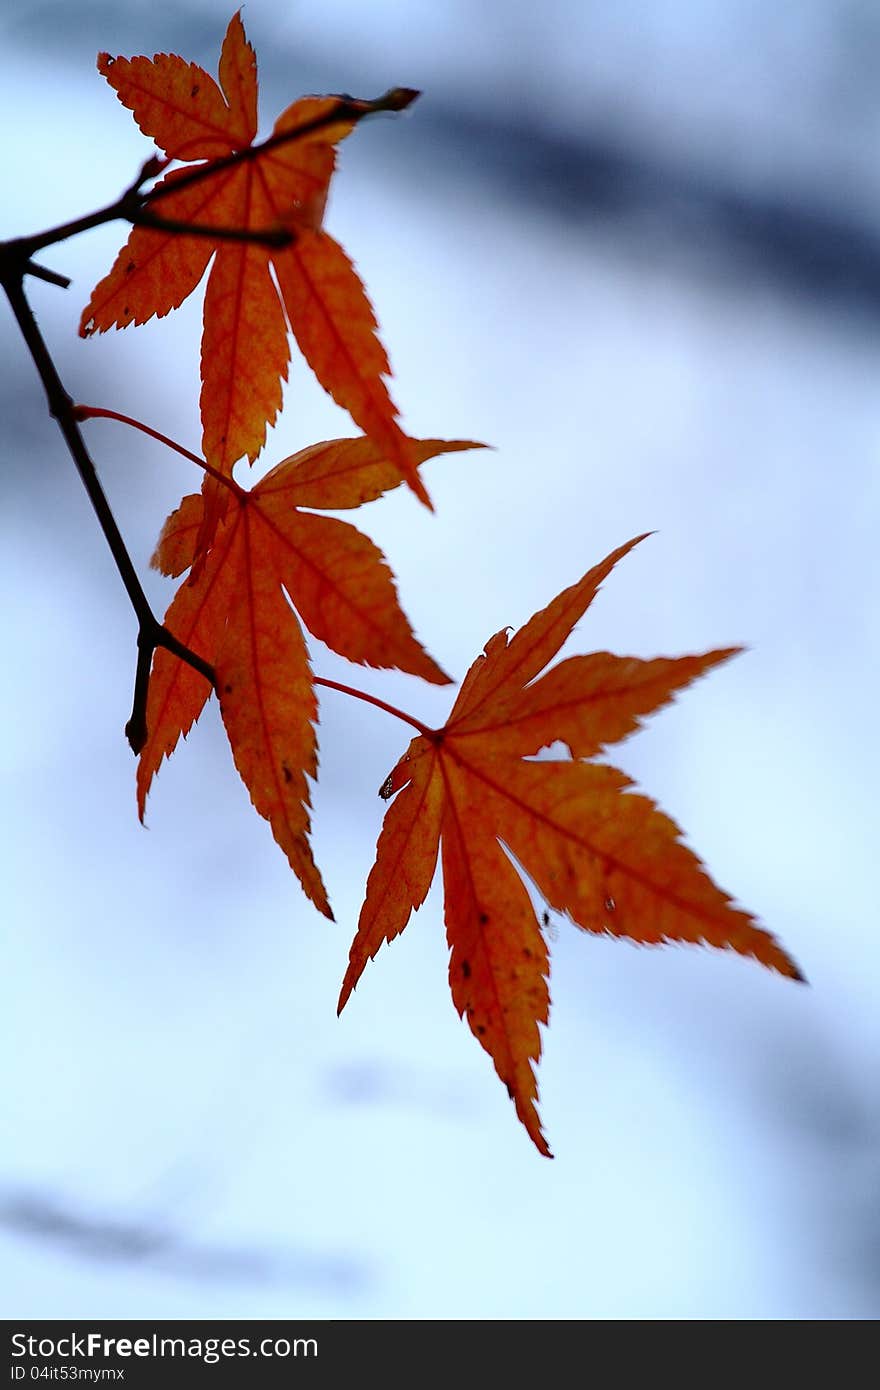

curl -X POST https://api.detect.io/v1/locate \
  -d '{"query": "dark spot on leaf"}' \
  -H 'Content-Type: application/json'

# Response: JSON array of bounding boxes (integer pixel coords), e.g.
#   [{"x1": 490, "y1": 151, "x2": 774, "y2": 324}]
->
[
  {"x1": 523, "y1": 947, "x2": 533, "y2": 959},
  {"x1": 125, "y1": 260, "x2": 135, "y2": 274},
  {"x1": 476, "y1": 1024, "x2": 486, "y2": 1036},
  {"x1": 479, "y1": 912, "x2": 489, "y2": 925},
  {"x1": 605, "y1": 896, "x2": 616, "y2": 912},
  {"x1": 461, "y1": 959, "x2": 471, "y2": 979},
  {"x1": 224, "y1": 682, "x2": 233, "y2": 694},
  {"x1": 282, "y1": 763, "x2": 292, "y2": 784},
  {"x1": 191, "y1": 83, "x2": 200, "y2": 97}
]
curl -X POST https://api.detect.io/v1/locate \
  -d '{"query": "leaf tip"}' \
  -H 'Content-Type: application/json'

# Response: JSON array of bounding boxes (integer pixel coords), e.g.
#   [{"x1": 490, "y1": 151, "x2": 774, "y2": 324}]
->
[
  {"x1": 525, "y1": 1117, "x2": 553, "y2": 1159},
  {"x1": 337, "y1": 960, "x2": 363, "y2": 1015},
  {"x1": 412, "y1": 475, "x2": 434, "y2": 511},
  {"x1": 385, "y1": 87, "x2": 420, "y2": 112},
  {"x1": 772, "y1": 943, "x2": 807, "y2": 984},
  {"x1": 422, "y1": 658, "x2": 454, "y2": 687}
]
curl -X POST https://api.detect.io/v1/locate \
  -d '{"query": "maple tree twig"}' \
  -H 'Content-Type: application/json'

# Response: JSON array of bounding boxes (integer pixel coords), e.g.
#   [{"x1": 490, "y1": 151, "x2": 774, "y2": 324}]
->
[
  {"x1": 24, "y1": 260, "x2": 71, "y2": 289},
  {"x1": 0, "y1": 270, "x2": 216, "y2": 754},
  {"x1": 74, "y1": 405, "x2": 244, "y2": 496},
  {"x1": 314, "y1": 676, "x2": 433, "y2": 737},
  {"x1": 143, "y1": 88, "x2": 421, "y2": 208},
  {"x1": 10, "y1": 89, "x2": 419, "y2": 261},
  {"x1": 1, "y1": 192, "x2": 285, "y2": 260},
  {"x1": 2, "y1": 158, "x2": 167, "y2": 259},
  {"x1": 124, "y1": 619, "x2": 216, "y2": 756},
  {"x1": 131, "y1": 207, "x2": 294, "y2": 248}
]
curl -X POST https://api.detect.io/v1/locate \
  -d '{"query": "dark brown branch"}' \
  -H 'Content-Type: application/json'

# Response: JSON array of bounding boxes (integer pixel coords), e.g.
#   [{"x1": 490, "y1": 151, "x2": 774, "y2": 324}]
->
[
  {"x1": 0, "y1": 267, "x2": 215, "y2": 753},
  {"x1": 24, "y1": 260, "x2": 71, "y2": 289},
  {"x1": 125, "y1": 621, "x2": 215, "y2": 755},
  {"x1": 145, "y1": 87, "x2": 420, "y2": 207},
  {"x1": 132, "y1": 207, "x2": 294, "y2": 248},
  {"x1": 8, "y1": 88, "x2": 419, "y2": 262},
  {"x1": 7, "y1": 188, "x2": 145, "y2": 260}
]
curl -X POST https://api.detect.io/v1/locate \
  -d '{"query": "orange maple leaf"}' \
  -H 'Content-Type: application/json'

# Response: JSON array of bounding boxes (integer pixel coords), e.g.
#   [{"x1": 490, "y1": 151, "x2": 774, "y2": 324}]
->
[
  {"x1": 338, "y1": 536, "x2": 803, "y2": 1155},
  {"x1": 138, "y1": 437, "x2": 479, "y2": 915},
  {"x1": 79, "y1": 11, "x2": 427, "y2": 507}
]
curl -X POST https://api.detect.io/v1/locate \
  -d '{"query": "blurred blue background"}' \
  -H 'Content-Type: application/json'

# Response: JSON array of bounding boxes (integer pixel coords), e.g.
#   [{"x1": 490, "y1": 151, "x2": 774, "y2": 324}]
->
[{"x1": 2, "y1": 0, "x2": 878, "y2": 1319}]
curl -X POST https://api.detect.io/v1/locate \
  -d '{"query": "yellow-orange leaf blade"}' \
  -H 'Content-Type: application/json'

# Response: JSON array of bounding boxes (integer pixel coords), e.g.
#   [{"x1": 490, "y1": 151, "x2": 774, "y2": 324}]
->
[
  {"x1": 468, "y1": 755, "x2": 802, "y2": 980},
  {"x1": 150, "y1": 440, "x2": 476, "y2": 582},
  {"x1": 259, "y1": 96, "x2": 355, "y2": 229},
  {"x1": 461, "y1": 648, "x2": 739, "y2": 760},
  {"x1": 216, "y1": 510, "x2": 331, "y2": 917},
  {"x1": 80, "y1": 167, "x2": 230, "y2": 334},
  {"x1": 338, "y1": 741, "x2": 443, "y2": 1012},
  {"x1": 86, "y1": 16, "x2": 423, "y2": 503},
  {"x1": 345, "y1": 540, "x2": 802, "y2": 1155},
  {"x1": 151, "y1": 493, "x2": 204, "y2": 577},
  {"x1": 258, "y1": 437, "x2": 484, "y2": 512},
  {"x1": 450, "y1": 535, "x2": 649, "y2": 726},
  {"x1": 217, "y1": 10, "x2": 257, "y2": 143},
  {"x1": 273, "y1": 229, "x2": 429, "y2": 507},
  {"x1": 151, "y1": 444, "x2": 452, "y2": 679},
  {"x1": 96, "y1": 50, "x2": 238, "y2": 161},
  {"x1": 136, "y1": 516, "x2": 240, "y2": 819},
  {"x1": 440, "y1": 759, "x2": 552, "y2": 1156},
  {"x1": 249, "y1": 497, "x2": 448, "y2": 682},
  {"x1": 200, "y1": 228, "x2": 290, "y2": 472}
]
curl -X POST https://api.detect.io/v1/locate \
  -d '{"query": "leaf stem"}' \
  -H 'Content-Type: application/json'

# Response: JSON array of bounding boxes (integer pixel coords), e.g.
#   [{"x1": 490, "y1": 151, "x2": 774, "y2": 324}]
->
[
  {"x1": 314, "y1": 676, "x2": 433, "y2": 737},
  {"x1": 75, "y1": 404, "x2": 244, "y2": 496}
]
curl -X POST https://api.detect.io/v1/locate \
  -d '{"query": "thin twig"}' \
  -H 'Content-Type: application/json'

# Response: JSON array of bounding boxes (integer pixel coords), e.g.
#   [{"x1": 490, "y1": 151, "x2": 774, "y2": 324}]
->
[
  {"x1": 8, "y1": 89, "x2": 419, "y2": 261},
  {"x1": 24, "y1": 260, "x2": 71, "y2": 289},
  {"x1": 132, "y1": 208, "x2": 295, "y2": 248},
  {"x1": 0, "y1": 271, "x2": 216, "y2": 753},
  {"x1": 144, "y1": 88, "x2": 420, "y2": 208}
]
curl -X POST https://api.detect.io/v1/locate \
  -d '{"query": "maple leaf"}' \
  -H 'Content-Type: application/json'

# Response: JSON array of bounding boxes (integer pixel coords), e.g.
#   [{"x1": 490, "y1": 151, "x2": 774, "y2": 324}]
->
[
  {"x1": 79, "y1": 11, "x2": 428, "y2": 509},
  {"x1": 138, "y1": 437, "x2": 480, "y2": 915},
  {"x1": 338, "y1": 536, "x2": 803, "y2": 1156}
]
